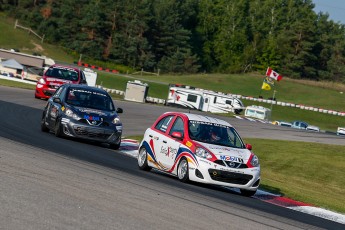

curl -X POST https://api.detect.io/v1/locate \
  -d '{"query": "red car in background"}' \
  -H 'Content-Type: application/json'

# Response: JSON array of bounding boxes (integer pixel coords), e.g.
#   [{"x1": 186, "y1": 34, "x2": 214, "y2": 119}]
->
[{"x1": 35, "y1": 64, "x2": 88, "y2": 99}]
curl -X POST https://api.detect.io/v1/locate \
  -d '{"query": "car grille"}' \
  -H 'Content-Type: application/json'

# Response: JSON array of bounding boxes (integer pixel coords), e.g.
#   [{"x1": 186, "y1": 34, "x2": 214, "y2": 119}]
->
[
  {"x1": 79, "y1": 119, "x2": 110, "y2": 127},
  {"x1": 73, "y1": 126, "x2": 111, "y2": 139},
  {"x1": 43, "y1": 90, "x2": 54, "y2": 96},
  {"x1": 214, "y1": 160, "x2": 247, "y2": 169},
  {"x1": 208, "y1": 169, "x2": 253, "y2": 185}
]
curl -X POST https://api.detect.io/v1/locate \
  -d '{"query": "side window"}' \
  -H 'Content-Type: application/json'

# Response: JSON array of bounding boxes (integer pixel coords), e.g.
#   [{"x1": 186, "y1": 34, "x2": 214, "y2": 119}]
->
[
  {"x1": 187, "y1": 94, "x2": 198, "y2": 103},
  {"x1": 58, "y1": 86, "x2": 67, "y2": 100},
  {"x1": 169, "y1": 117, "x2": 184, "y2": 137},
  {"x1": 53, "y1": 86, "x2": 64, "y2": 98},
  {"x1": 227, "y1": 128, "x2": 243, "y2": 148},
  {"x1": 155, "y1": 115, "x2": 174, "y2": 133},
  {"x1": 225, "y1": 100, "x2": 232, "y2": 105},
  {"x1": 214, "y1": 97, "x2": 217, "y2": 103},
  {"x1": 204, "y1": 98, "x2": 209, "y2": 103}
]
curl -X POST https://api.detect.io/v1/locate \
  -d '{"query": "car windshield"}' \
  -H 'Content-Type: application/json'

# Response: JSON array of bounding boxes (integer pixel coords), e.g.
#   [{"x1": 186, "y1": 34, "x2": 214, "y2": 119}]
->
[
  {"x1": 45, "y1": 66, "x2": 79, "y2": 81},
  {"x1": 65, "y1": 88, "x2": 115, "y2": 111},
  {"x1": 188, "y1": 120, "x2": 245, "y2": 148}
]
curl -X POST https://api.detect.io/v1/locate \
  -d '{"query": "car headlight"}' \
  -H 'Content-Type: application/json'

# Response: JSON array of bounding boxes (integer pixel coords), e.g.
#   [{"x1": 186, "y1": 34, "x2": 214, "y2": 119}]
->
[
  {"x1": 251, "y1": 155, "x2": 259, "y2": 167},
  {"x1": 65, "y1": 108, "x2": 81, "y2": 120},
  {"x1": 112, "y1": 117, "x2": 121, "y2": 124},
  {"x1": 195, "y1": 147, "x2": 213, "y2": 159},
  {"x1": 38, "y1": 78, "x2": 46, "y2": 85}
]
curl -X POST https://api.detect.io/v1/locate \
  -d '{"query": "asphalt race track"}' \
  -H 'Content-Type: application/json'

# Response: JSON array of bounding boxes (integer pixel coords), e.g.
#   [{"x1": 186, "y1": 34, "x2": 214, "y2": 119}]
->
[{"x1": 0, "y1": 85, "x2": 344, "y2": 230}]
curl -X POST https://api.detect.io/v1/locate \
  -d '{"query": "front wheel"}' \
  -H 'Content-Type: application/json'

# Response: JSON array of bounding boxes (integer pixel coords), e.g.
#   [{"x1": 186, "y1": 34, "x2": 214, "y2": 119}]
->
[
  {"x1": 41, "y1": 113, "x2": 49, "y2": 132},
  {"x1": 109, "y1": 137, "x2": 121, "y2": 150},
  {"x1": 240, "y1": 189, "x2": 257, "y2": 197},
  {"x1": 54, "y1": 119, "x2": 63, "y2": 137},
  {"x1": 177, "y1": 157, "x2": 189, "y2": 182},
  {"x1": 138, "y1": 148, "x2": 151, "y2": 171}
]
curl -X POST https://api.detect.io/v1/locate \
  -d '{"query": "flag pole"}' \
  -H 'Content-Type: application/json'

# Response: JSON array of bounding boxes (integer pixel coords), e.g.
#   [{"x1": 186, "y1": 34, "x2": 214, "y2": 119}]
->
[{"x1": 270, "y1": 90, "x2": 277, "y2": 111}]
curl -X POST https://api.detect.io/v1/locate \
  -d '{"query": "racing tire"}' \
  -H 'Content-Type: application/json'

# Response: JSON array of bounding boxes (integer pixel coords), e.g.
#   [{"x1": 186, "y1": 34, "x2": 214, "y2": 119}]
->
[
  {"x1": 40, "y1": 113, "x2": 49, "y2": 133},
  {"x1": 234, "y1": 109, "x2": 242, "y2": 115},
  {"x1": 109, "y1": 137, "x2": 121, "y2": 150},
  {"x1": 177, "y1": 157, "x2": 189, "y2": 182},
  {"x1": 109, "y1": 142, "x2": 121, "y2": 150},
  {"x1": 138, "y1": 147, "x2": 151, "y2": 171},
  {"x1": 240, "y1": 189, "x2": 257, "y2": 197},
  {"x1": 54, "y1": 119, "x2": 63, "y2": 137}
]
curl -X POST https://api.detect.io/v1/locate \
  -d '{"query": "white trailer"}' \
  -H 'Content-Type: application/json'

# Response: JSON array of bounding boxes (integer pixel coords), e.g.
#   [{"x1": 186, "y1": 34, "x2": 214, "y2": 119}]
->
[{"x1": 166, "y1": 84, "x2": 244, "y2": 114}]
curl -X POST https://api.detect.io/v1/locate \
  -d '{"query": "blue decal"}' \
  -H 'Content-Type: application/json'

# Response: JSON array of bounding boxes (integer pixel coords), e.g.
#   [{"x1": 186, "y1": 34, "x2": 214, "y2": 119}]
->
[
  {"x1": 142, "y1": 141, "x2": 157, "y2": 163},
  {"x1": 175, "y1": 147, "x2": 198, "y2": 163}
]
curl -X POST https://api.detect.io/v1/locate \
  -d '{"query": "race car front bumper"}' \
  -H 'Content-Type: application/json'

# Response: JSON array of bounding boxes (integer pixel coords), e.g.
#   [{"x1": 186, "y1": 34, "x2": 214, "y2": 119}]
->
[
  {"x1": 60, "y1": 117, "x2": 122, "y2": 144},
  {"x1": 188, "y1": 158, "x2": 260, "y2": 190}
]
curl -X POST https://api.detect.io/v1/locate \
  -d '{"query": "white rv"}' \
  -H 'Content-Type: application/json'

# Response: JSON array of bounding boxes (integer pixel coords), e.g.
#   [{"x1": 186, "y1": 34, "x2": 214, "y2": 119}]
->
[
  {"x1": 244, "y1": 105, "x2": 271, "y2": 121},
  {"x1": 166, "y1": 84, "x2": 244, "y2": 114}
]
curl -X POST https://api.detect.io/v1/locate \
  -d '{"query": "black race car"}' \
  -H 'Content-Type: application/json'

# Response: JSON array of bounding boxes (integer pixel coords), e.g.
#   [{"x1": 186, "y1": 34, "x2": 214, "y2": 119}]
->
[{"x1": 41, "y1": 84, "x2": 123, "y2": 149}]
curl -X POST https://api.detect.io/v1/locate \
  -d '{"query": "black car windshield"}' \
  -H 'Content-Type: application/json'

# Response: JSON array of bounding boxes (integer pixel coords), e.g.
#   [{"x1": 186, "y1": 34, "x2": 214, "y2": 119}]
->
[
  {"x1": 65, "y1": 88, "x2": 115, "y2": 111},
  {"x1": 45, "y1": 66, "x2": 79, "y2": 81},
  {"x1": 188, "y1": 120, "x2": 245, "y2": 148}
]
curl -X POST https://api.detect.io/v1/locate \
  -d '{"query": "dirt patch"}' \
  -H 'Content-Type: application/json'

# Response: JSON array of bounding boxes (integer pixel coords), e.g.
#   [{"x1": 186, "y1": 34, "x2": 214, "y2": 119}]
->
[{"x1": 31, "y1": 40, "x2": 44, "y2": 53}]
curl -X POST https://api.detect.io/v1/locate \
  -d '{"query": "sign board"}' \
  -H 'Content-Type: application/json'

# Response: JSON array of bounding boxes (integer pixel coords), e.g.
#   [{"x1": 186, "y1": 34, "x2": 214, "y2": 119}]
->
[{"x1": 83, "y1": 68, "x2": 97, "y2": 86}]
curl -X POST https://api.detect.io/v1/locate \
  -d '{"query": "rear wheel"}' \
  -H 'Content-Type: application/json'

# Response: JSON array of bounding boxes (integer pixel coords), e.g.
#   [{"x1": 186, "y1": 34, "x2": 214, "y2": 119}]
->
[
  {"x1": 177, "y1": 157, "x2": 189, "y2": 182},
  {"x1": 138, "y1": 148, "x2": 151, "y2": 171},
  {"x1": 240, "y1": 189, "x2": 257, "y2": 197}
]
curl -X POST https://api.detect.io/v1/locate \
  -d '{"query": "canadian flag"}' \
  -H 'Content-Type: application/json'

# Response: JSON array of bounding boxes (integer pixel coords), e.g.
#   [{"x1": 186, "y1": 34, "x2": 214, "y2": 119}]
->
[{"x1": 266, "y1": 67, "x2": 282, "y2": 81}]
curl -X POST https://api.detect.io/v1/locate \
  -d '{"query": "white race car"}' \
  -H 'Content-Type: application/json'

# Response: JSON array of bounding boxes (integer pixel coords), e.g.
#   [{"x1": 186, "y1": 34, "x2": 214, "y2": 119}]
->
[{"x1": 137, "y1": 112, "x2": 260, "y2": 196}]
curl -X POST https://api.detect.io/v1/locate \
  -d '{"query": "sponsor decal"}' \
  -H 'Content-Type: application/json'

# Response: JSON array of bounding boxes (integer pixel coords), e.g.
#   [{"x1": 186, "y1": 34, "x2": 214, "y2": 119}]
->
[
  {"x1": 84, "y1": 115, "x2": 100, "y2": 121},
  {"x1": 78, "y1": 108, "x2": 107, "y2": 115},
  {"x1": 219, "y1": 155, "x2": 244, "y2": 163},
  {"x1": 46, "y1": 78, "x2": 72, "y2": 83},
  {"x1": 185, "y1": 141, "x2": 193, "y2": 148},
  {"x1": 160, "y1": 146, "x2": 177, "y2": 157},
  {"x1": 61, "y1": 106, "x2": 65, "y2": 111}
]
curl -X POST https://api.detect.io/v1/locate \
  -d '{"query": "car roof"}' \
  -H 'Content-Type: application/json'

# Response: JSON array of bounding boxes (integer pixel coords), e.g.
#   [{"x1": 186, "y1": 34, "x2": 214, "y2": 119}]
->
[{"x1": 165, "y1": 112, "x2": 233, "y2": 127}]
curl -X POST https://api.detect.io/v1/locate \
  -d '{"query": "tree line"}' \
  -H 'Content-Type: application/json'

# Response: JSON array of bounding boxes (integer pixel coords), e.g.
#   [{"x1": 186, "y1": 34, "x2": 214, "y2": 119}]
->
[{"x1": 1, "y1": 0, "x2": 345, "y2": 82}]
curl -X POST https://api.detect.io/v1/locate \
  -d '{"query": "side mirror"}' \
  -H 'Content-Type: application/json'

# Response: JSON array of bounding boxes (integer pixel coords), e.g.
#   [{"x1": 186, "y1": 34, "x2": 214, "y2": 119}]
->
[
  {"x1": 171, "y1": 131, "x2": 183, "y2": 140},
  {"x1": 245, "y1": 143, "x2": 252, "y2": 150},
  {"x1": 116, "y1": 107, "x2": 123, "y2": 113},
  {"x1": 53, "y1": 98, "x2": 62, "y2": 105}
]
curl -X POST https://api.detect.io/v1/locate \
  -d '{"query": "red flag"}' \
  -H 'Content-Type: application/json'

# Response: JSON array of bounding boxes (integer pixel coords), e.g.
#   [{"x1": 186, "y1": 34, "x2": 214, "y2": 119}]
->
[{"x1": 266, "y1": 67, "x2": 282, "y2": 81}]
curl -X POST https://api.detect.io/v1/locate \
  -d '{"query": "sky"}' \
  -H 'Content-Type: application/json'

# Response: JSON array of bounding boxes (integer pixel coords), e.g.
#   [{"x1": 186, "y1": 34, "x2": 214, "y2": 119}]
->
[{"x1": 313, "y1": 0, "x2": 345, "y2": 24}]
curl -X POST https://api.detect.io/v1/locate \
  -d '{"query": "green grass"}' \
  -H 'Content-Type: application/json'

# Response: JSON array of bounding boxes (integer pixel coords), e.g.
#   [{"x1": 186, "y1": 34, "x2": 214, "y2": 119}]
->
[
  {"x1": 0, "y1": 78, "x2": 36, "y2": 90},
  {"x1": 0, "y1": 13, "x2": 74, "y2": 63},
  {"x1": 126, "y1": 135, "x2": 345, "y2": 214},
  {"x1": 245, "y1": 138, "x2": 345, "y2": 214}
]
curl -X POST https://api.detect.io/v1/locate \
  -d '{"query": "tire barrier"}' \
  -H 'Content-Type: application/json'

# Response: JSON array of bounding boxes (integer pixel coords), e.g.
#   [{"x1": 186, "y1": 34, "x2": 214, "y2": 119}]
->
[{"x1": 77, "y1": 61, "x2": 119, "y2": 74}]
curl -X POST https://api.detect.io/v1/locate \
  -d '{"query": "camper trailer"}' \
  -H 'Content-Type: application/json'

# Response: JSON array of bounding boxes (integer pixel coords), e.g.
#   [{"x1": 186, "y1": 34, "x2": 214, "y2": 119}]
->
[
  {"x1": 244, "y1": 105, "x2": 271, "y2": 121},
  {"x1": 166, "y1": 84, "x2": 244, "y2": 114}
]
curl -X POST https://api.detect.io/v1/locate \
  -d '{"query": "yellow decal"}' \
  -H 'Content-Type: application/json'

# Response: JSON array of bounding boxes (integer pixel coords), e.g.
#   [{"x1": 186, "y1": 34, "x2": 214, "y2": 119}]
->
[
  {"x1": 61, "y1": 106, "x2": 65, "y2": 111},
  {"x1": 186, "y1": 141, "x2": 193, "y2": 148}
]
